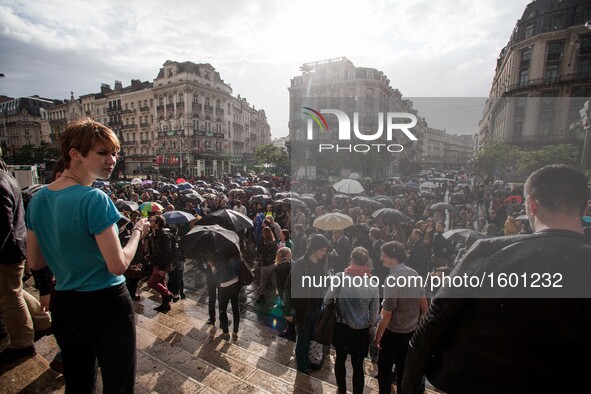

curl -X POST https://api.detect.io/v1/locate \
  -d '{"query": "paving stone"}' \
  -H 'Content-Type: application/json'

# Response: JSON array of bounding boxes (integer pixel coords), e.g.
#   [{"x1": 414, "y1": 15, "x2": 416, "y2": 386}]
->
[
  {"x1": 0, "y1": 354, "x2": 64, "y2": 394},
  {"x1": 136, "y1": 350, "x2": 204, "y2": 393},
  {"x1": 201, "y1": 369, "x2": 265, "y2": 394}
]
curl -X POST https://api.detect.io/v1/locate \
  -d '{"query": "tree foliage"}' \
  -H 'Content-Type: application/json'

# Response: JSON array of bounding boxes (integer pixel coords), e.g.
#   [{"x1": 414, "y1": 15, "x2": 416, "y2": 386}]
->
[
  {"x1": 517, "y1": 144, "x2": 579, "y2": 175},
  {"x1": 253, "y1": 144, "x2": 290, "y2": 175},
  {"x1": 11, "y1": 143, "x2": 60, "y2": 165},
  {"x1": 472, "y1": 141, "x2": 521, "y2": 180},
  {"x1": 474, "y1": 141, "x2": 585, "y2": 181}
]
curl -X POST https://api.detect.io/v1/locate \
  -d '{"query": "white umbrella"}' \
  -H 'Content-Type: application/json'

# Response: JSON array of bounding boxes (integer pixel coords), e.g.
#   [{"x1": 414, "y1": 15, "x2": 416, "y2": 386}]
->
[
  {"x1": 420, "y1": 181, "x2": 436, "y2": 190},
  {"x1": 332, "y1": 179, "x2": 365, "y2": 195},
  {"x1": 131, "y1": 178, "x2": 142, "y2": 185},
  {"x1": 348, "y1": 172, "x2": 360, "y2": 180},
  {"x1": 313, "y1": 212, "x2": 355, "y2": 231}
]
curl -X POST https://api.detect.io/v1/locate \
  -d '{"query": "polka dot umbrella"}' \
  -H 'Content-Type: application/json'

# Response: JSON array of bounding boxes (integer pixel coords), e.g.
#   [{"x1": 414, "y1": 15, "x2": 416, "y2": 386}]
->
[{"x1": 139, "y1": 201, "x2": 164, "y2": 217}]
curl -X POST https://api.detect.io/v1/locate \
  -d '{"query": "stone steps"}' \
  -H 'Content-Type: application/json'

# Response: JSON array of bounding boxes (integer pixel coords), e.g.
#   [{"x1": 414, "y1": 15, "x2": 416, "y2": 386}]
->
[
  {"x1": 136, "y1": 287, "x2": 380, "y2": 388},
  {"x1": 2, "y1": 281, "x2": 441, "y2": 393}
]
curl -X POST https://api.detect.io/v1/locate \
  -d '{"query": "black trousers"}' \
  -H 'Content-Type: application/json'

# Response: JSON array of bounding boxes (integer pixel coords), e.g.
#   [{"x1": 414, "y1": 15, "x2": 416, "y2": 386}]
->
[
  {"x1": 377, "y1": 329, "x2": 424, "y2": 394},
  {"x1": 167, "y1": 268, "x2": 184, "y2": 296},
  {"x1": 51, "y1": 283, "x2": 136, "y2": 394},
  {"x1": 218, "y1": 281, "x2": 240, "y2": 333},
  {"x1": 332, "y1": 323, "x2": 370, "y2": 394},
  {"x1": 206, "y1": 273, "x2": 218, "y2": 320}
]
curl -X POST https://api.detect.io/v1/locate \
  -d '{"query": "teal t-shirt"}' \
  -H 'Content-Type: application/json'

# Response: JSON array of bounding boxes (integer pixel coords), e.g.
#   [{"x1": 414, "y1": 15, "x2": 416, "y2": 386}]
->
[{"x1": 26, "y1": 185, "x2": 124, "y2": 291}]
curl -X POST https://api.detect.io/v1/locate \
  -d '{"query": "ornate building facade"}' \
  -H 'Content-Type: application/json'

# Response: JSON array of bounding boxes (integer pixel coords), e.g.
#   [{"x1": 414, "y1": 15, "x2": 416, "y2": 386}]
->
[
  {"x1": 80, "y1": 60, "x2": 271, "y2": 177},
  {"x1": 0, "y1": 96, "x2": 56, "y2": 161},
  {"x1": 478, "y1": 0, "x2": 591, "y2": 160}
]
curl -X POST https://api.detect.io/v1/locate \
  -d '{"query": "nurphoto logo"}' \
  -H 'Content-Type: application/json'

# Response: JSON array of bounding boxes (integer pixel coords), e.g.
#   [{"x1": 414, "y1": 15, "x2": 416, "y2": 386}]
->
[{"x1": 302, "y1": 107, "x2": 418, "y2": 153}]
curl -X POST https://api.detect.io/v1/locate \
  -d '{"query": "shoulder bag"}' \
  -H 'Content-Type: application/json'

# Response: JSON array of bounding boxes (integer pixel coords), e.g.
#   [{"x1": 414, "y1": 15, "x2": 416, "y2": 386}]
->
[{"x1": 313, "y1": 276, "x2": 342, "y2": 346}]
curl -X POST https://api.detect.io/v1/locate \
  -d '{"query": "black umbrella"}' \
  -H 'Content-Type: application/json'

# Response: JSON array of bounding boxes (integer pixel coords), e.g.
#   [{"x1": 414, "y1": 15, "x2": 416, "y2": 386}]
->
[
  {"x1": 180, "y1": 190, "x2": 205, "y2": 204},
  {"x1": 442, "y1": 229, "x2": 486, "y2": 248},
  {"x1": 245, "y1": 185, "x2": 270, "y2": 195},
  {"x1": 371, "y1": 208, "x2": 410, "y2": 225},
  {"x1": 115, "y1": 200, "x2": 139, "y2": 212},
  {"x1": 429, "y1": 202, "x2": 458, "y2": 213},
  {"x1": 275, "y1": 191, "x2": 300, "y2": 200},
  {"x1": 372, "y1": 195, "x2": 393, "y2": 207},
  {"x1": 197, "y1": 209, "x2": 254, "y2": 232},
  {"x1": 333, "y1": 194, "x2": 350, "y2": 202},
  {"x1": 352, "y1": 196, "x2": 385, "y2": 210},
  {"x1": 277, "y1": 197, "x2": 307, "y2": 209},
  {"x1": 300, "y1": 196, "x2": 319, "y2": 207},
  {"x1": 179, "y1": 224, "x2": 240, "y2": 259},
  {"x1": 249, "y1": 194, "x2": 273, "y2": 206},
  {"x1": 160, "y1": 183, "x2": 179, "y2": 192},
  {"x1": 143, "y1": 188, "x2": 161, "y2": 196}
]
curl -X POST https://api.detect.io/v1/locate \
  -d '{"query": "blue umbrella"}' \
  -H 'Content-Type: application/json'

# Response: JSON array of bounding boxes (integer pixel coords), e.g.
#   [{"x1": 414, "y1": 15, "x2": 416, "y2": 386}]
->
[
  {"x1": 162, "y1": 210, "x2": 196, "y2": 225},
  {"x1": 92, "y1": 180, "x2": 110, "y2": 188},
  {"x1": 405, "y1": 181, "x2": 419, "y2": 190},
  {"x1": 177, "y1": 182, "x2": 193, "y2": 190}
]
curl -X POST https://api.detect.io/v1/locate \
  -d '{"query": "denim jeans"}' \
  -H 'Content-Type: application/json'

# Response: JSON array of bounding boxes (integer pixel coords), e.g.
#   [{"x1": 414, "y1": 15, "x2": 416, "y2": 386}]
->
[
  {"x1": 51, "y1": 283, "x2": 136, "y2": 394},
  {"x1": 295, "y1": 308, "x2": 319, "y2": 372}
]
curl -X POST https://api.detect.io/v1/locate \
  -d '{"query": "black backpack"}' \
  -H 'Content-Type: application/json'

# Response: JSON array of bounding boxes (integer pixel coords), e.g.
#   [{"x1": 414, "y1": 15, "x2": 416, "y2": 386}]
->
[{"x1": 154, "y1": 228, "x2": 180, "y2": 270}]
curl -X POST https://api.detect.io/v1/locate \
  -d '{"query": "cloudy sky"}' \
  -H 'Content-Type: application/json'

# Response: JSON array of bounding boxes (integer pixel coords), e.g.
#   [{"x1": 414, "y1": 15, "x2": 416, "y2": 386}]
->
[{"x1": 0, "y1": 0, "x2": 531, "y2": 138}]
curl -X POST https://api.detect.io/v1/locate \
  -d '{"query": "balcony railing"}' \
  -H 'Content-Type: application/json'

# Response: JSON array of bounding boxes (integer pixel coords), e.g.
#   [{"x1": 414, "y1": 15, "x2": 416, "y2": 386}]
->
[
  {"x1": 140, "y1": 106, "x2": 150, "y2": 112},
  {"x1": 140, "y1": 123, "x2": 151, "y2": 128},
  {"x1": 192, "y1": 103, "x2": 202, "y2": 112},
  {"x1": 216, "y1": 108, "x2": 224, "y2": 115},
  {"x1": 140, "y1": 139, "x2": 151, "y2": 144},
  {"x1": 511, "y1": 132, "x2": 583, "y2": 144},
  {"x1": 122, "y1": 124, "x2": 136, "y2": 130},
  {"x1": 121, "y1": 109, "x2": 135, "y2": 115},
  {"x1": 166, "y1": 104, "x2": 174, "y2": 110},
  {"x1": 122, "y1": 140, "x2": 136, "y2": 146},
  {"x1": 107, "y1": 107, "x2": 121, "y2": 113},
  {"x1": 157, "y1": 105, "x2": 164, "y2": 111},
  {"x1": 176, "y1": 102, "x2": 185, "y2": 107},
  {"x1": 505, "y1": 73, "x2": 591, "y2": 94},
  {"x1": 204, "y1": 105, "x2": 214, "y2": 113}
]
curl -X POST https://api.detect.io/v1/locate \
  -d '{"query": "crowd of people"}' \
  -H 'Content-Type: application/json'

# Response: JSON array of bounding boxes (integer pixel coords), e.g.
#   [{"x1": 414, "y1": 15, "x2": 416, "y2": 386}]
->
[{"x1": 1, "y1": 117, "x2": 590, "y2": 393}]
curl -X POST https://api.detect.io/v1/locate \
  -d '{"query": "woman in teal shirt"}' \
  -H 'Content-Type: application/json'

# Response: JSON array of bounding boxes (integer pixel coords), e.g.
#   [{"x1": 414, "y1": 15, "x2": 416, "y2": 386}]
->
[{"x1": 26, "y1": 119, "x2": 149, "y2": 394}]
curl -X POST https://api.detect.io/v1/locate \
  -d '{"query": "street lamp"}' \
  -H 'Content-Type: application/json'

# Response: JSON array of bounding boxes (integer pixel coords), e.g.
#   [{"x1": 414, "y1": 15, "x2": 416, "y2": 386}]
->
[{"x1": 580, "y1": 99, "x2": 590, "y2": 169}]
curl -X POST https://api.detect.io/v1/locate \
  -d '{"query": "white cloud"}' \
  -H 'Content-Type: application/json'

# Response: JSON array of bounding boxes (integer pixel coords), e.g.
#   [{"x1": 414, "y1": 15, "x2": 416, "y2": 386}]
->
[{"x1": 0, "y1": 0, "x2": 531, "y2": 137}]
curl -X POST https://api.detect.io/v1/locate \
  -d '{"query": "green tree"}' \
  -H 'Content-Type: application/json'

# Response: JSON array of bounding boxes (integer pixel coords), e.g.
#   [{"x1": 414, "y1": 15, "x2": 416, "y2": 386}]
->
[
  {"x1": 472, "y1": 141, "x2": 521, "y2": 180},
  {"x1": 253, "y1": 144, "x2": 290, "y2": 175},
  {"x1": 517, "y1": 144, "x2": 579, "y2": 175},
  {"x1": 399, "y1": 157, "x2": 421, "y2": 177}
]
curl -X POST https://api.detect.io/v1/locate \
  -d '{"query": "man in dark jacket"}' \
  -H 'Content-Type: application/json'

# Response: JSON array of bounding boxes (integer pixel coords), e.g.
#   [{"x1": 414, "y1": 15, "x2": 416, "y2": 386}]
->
[
  {"x1": 402, "y1": 165, "x2": 591, "y2": 394},
  {"x1": 284, "y1": 234, "x2": 330, "y2": 374},
  {"x1": 329, "y1": 229, "x2": 351, "y2": 273},
  {"x1": 147, "y1": 215, "x2": 174, "y2": 312},
  {"x1": 0, "y1": 150, "x2": 51, "y2": 363},
  {"x1": 430, "y1": 221, "x2": 454, "y2": 268},
  {"x1": 406, "y1": 228, "x2": 429, "y2": 279}
]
